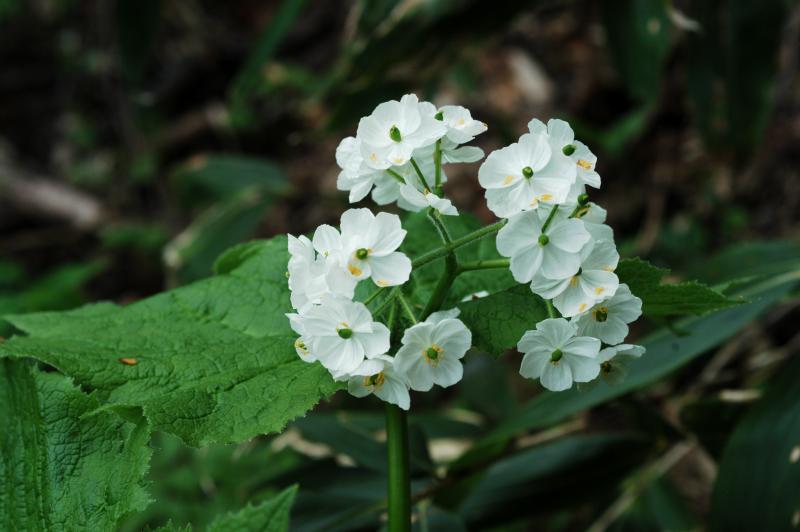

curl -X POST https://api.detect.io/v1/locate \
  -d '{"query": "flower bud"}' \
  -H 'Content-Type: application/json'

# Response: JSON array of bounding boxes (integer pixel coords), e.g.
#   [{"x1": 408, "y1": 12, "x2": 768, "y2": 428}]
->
[{"x1": 577, "y1": 193, "x2": 590, "y2": 206}]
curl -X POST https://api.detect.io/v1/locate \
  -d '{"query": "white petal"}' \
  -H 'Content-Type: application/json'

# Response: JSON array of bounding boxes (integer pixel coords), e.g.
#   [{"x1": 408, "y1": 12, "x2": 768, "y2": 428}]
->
[
  {"x1": 547, "y1": 118, "x2": 575, "y2": 147},
  {"x1": 496, "y1": 211, "x2": 540, "y2": 256},
  {"x1": 426, "y1": 308, "x2": 460, "y2": 324},
  {"x1": 548, "y1": 219, "x2": 590, "y2": 253},
  {"x1": 519, "y1": 350, "x2": 550, "y2": 379},
  {"x1": 376, "y1": 375, "x2": 411, "y2": 410},
  {"x1": 540, "y1": 245, "x2": 582, "y2": 280},
  {"x1": 368, "y1": 252, "x2": 411, "y2": 287},
  {"x1": 369, "y1": 212, "x2": 406, "y2": 255},
  {"x1": 312, "y1": 225, "x2": 342, "y2": 256},
  {"x1": 510, "y1": 246, "x2": 543, "y2": 284},
  {"x1": 432, "y1": 357, "x2": 463, "y2": 388},
  {"x1": 536, "y1": 318, "x2": 576, "y2": 347},
  {"x1": 564, "y1": 336, "x2": 601, "y2": 357},
  {"x1": 565, "y1": 353, "x2": 600, "y2": 382},
  {"x1": 358, "y1": 322, "x2": 391, "y2": 358},
  {"x1": 540, "y1": 362, "x2": 573, "y2": 391}
]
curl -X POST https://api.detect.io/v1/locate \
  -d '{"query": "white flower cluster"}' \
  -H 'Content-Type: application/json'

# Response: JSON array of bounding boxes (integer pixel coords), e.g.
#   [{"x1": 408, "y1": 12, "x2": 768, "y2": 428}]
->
[
  {"x1": 286, "y1": 95, "x2": 647, "y2": 409},
  {"x1": 335, "y1": 93, "x2": 486, "y2": 216},
  {"x1": 479, "y1": 118, "x2": 645, "y2": 391}
]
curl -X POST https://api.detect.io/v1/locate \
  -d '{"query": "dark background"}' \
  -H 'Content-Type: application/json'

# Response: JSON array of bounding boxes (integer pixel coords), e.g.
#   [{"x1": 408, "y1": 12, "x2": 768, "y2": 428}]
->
[{"x1": 1, "y1": 1, "x2": 798, "y2": 530}]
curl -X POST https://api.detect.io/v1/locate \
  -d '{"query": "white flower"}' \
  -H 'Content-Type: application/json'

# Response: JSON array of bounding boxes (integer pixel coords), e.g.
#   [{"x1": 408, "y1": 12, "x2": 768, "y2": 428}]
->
[
  {"x1": 440, "y1": 138, "x2": 485, "y2": 164},
  {"x1": 439, "y1": 105, "x2": 487, "y2": 144},
  {"x1": 517, "y1": 318, "x2": 601, "y2": 391},
  {"x1": 596, "y1": 344, "x2": 645, "y2": 384},
  {"x1": 531, "y1": 239, "x2": 620, "y2": 317},
  {"x1": 347, "y1": 354, "x2": 411, "y2": 410},
  {"x1": 572, "y1": 201, "x2": 614, "y2": 242},
  {"x1": 335, "y1": 137, "x2": 384, "y2": 203},
  {"x1": 287, "y1": 233, "x2": 356, "y2": 312},
  {"x1": 479, "y1": 131, "x2": 576, "y2": 218},
  {"x1": 573, "y1": 284, "x2": 642, "y2": 345},
  {"x1": 394, "y1": 309, "x2": 472, "y2": 391},
  {"x1": 496, "y1": 208, "x2": 590, "y2": 283},
  {"x1": 399, "y1": 184, "x2": 458, "y2": 216},
  {"x1": 338, "y1": 208, "x2": 412, "y2": 287},
  {"x1": 298, "y1": 294, "x2": 390, "y2": 375},
  {"x1": 357, "y1": 94, "x2": 446, "y2": 169},
  {"x1": 369, "y1": 144, "x2": 443, "y2": 209},
  {"x1": 528, "y1": 118, "x2": 600, "y2": 190},
  {"x1": 287, "y1": 312, "x2": 316, "y2": 362}
]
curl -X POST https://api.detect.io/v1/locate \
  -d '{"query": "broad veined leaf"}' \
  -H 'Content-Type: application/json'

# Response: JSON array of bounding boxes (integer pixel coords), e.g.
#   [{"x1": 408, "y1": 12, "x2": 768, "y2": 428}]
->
[
  {"x1": 0, "y1": 236, "x2": 342, "y2": 446},
  {"x1": 617, "y1": 257, "x2": 742, "y2": 317},
  {"x1": 457, "y1": 284, "x2": 548, "y2": 356},
  {"x1": 453, "y1": 272, "x2": 798, "y2": 469},
  {"x1": 0, "y1": 358, "x2": 151, "y2": 530},
  {"x1": 208, "y1": 485, "x2": 297, "y2": 532},
  {"x1": 709, "y1": 355, "x2": 800, "y2": 531}
]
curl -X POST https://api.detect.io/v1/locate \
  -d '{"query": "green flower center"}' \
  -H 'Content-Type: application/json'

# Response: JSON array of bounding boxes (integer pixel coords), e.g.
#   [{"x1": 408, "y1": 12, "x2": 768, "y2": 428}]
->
[
  {"x1": 356, "y1": 248, "x2": 369, "y2": 260},
  {"x1": 337, "y1": 328, "x2": 353, "y2": 339},
  {"x1": 425, "y1": 347, "x2": 439, "y2": 360},
  {"x1": 550, "y1": 349, "x2": 563, "y2": 363},
  {"x1": 577, "y1": 193, "x2": 589, "y2": 205},
  {"x1": 538, "y1": 234, "x2": 550, "y2": 246},
  {"x1": 434, "y1": 111, "x2": 444, "y2": 121},
  {"x1": 562, "y1": 144, "x2": 576, "y2": 156},
  {"x1": 389, "y1": 125, "x2": 402, "y2": 142},
  {"x1": 522, "y1": 166, "x2": 534, "y2": 178},
  {"x1": 365, "y1": 372, "x2": 385, "y2": 389},
  {"x1": 601, "y1": 362, "x2": 613, "y2": 374},
  {"x1": 594, "y1": 307, "x2": 609, "y2": 322}
]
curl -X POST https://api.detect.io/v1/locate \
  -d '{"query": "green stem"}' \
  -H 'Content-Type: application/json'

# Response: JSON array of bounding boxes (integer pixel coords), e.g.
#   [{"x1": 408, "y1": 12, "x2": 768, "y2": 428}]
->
[
  {"x1": 433, "y1": 139, "x2": 443, "y2": 195},
  {"x1": 364, "y1": 287, "x2": 385, "y2": 305},
  {"x1": 372, "y1": 288, "x2": 399, "y2": 316},
  {"x1": 386, "y1": 168, "x2": 406, "y2": 184},
  {"x1": 412, "y1": 220, "x2": 507, "y2": 269},
  {"x1": 540, "y1": 204, "x2": 560, "y2": 233},
  {"x1": 409, "y1": 158, "x2": 432, "y2": 191},
  {"x1": 419, "y1": 210, "x2": 458, "y2": 321},
  {"x1": 458, "y1": 258, "x2": 510, "y2": 272},
  {"x1": 397, "y1": 293, "x2": 419, "y2": 324},
  {"x1": 546, "y1": 299, "x2": 557, "y2": 319},
  {"x1": 386, "y1": 404, "x2": 411, "y2": 532}
]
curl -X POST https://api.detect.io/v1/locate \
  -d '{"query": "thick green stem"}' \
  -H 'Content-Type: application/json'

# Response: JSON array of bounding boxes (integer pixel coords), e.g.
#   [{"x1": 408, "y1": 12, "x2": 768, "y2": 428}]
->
[
  {"x1": 412, "y1": 220, "x2": 506, "y2": 269},
  {"x1": 459, "y1": 258, "x2": 510, "y2": 272},
  {"x1": 385, "y1": 404, "x2": 411, "y2": 532}
]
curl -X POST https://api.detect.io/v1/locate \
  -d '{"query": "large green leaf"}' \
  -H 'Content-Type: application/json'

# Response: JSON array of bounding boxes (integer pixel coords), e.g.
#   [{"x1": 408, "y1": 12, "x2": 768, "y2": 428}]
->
[
  {"x1": 617, "y1": 257, "x2": 742, "y2": 317},
  {"x1": 0, "y1": 236, "x2": 341, "y2": 446},
  {"x1": 208, "y1": 485, "x2": 297, "y2": 532},
  {"x1": 457, "y1": 284, "x2": 548, "y2": 356},
  {"x1": 453, "y1": 272, "x2": 798, "y2": 469},
  {"x1": 0, "y1": 358, "x2": 151, "y2": 530},
  {"x1": 709, "y1": 355, "x2": 800, "y2": 531}
]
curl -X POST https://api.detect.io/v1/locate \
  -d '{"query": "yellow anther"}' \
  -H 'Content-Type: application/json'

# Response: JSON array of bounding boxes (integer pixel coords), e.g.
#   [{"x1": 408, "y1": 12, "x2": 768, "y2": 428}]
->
[
  {"x1": 348, "y1": 264, "x2": 363, "y2": 276},
  {"x1": 503, "y1": 175, "x2": 515, "y2": 185},
  {"x1": 577, "y1": 159, "x2": 592, "y2": 170}
]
